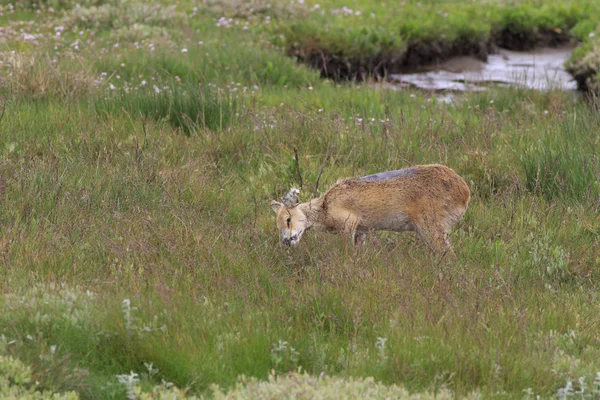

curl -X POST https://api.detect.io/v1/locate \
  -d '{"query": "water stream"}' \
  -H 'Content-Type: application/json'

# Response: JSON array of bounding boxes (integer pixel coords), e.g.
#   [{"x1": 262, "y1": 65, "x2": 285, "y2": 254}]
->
[{"x1": 389, "y1": 46, "x2": 576, "y2": 97}]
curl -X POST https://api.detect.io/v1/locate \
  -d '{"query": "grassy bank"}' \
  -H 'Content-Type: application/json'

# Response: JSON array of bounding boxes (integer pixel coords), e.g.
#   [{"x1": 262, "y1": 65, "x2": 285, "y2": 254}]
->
[
  {"x1": 1, "y1": 0, "x2": 600, "y2": 399},
  {"x1": 567, "y1": 28, "x2": 600, "y2": 92},
  {"x1": 263, "y1": 0, "x2": 600, "y2": 81}
]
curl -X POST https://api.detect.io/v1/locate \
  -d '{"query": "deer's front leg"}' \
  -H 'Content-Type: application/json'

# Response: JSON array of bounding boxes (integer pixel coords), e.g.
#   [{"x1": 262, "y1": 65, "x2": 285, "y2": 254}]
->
[
  {"x1": 416, "y1": 225, "x2": 457, "y2": 261},
  {"x1": 339, "y1": 213, "x2": 363, "y2": 247},
  {"x1": 353, "y1": 232, "x2": 367, "y2": 247}
]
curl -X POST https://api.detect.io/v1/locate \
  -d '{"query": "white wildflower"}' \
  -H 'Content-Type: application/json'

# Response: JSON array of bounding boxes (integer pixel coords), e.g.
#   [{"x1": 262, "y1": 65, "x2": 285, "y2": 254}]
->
[
  {"x1": 375, "y1": 337, "x2": 388, "y2": 364},
  {"x1": 116, "y1": 371, "x2": 140, "y2": 400}
]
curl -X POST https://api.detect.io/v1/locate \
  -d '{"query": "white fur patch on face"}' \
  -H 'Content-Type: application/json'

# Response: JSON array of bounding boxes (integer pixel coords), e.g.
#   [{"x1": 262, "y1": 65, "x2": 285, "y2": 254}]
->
[{"x1": 281, "y1": 228, "x2": 302, "y2": 247}]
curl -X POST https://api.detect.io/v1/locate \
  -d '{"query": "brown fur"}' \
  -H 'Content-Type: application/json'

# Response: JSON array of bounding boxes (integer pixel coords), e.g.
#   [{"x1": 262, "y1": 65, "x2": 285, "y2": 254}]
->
[{"x1": 271, "y1": 164, "x2": 470, "y2": 259}]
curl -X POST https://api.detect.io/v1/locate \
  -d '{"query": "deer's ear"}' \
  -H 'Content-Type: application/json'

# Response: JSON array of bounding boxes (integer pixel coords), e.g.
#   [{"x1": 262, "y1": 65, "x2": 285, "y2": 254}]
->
[{"x1": 270, "y1": 201, "x2": 283, "y2": 213}]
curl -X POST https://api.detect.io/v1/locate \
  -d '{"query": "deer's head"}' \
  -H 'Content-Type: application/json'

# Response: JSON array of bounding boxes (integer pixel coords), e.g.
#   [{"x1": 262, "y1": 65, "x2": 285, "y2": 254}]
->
[{"x1": 270, "y1": 188, "x2": 306, "y2": 247}]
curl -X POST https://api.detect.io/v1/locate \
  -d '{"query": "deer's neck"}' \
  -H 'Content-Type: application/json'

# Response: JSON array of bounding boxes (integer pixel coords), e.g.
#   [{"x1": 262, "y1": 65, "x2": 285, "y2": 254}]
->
[{"x1": 298, "y1": 197, "x2": 325, "y2": 229}]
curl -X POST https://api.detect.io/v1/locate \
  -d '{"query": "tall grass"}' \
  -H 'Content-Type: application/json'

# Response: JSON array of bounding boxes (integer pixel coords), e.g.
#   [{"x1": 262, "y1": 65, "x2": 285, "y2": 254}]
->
[
  {"x1": 1, "y1": 52, "x2": 96, "y2": 101},
  {"x1": 93, "y1": 36, "x2": 320, "y2": 89},
  {"x1": 95, "y1": 82, "x2": 238, "y2": 132},
  {"x1": 521, "y1": 109, "x2": 600, "y2": 202},
  {"x1": 3, "y1": 87, "x2": 600, "y2": 398}
]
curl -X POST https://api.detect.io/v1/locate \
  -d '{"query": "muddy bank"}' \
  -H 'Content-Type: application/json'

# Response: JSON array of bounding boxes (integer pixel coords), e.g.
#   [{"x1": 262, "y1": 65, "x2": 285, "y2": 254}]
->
[
  {"x1": 493, "y1": 29, "x2": 573, "y2": 51},
  {"x1": 291, "y1": 30, "x2": 578, "y2": 83},
  {"x1": 565, "y1": 46, "x2": 600, "y2": 93},
  {"x1": 567, "y1": 63, "x2": 598, "y2": 92},
  {"x1": 390, "y1": 46, "x2": 577, "y2": 93},
  {"x1": 292, "y1": 38, "x2": 491, "y2": 81}
]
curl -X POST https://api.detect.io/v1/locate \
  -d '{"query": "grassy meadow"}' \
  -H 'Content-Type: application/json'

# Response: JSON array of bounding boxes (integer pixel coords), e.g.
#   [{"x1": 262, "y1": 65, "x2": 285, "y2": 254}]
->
[{"x1": 1, "y1": 0, "x2": 600, "y2": 398}]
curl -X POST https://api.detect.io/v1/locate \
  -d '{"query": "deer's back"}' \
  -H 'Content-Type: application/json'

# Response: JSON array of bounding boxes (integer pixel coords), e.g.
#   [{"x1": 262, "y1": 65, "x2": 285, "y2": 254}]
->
[{"x1": 322, "y1": 164, "x2": 470, "y2": 229}]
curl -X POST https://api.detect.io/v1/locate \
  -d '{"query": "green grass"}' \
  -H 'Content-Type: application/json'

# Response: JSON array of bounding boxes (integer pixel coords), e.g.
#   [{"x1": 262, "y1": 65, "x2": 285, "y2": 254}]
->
[
  {"x1": 93, "y1": 39, "x2": 320, "y2": 89},
  {"x1": 2, "y1": 1, "x2": 600, "y2": 399},
  {"x1": 566, "y1": 28, "x2": 600, "y2": 92},
  {"x1": 3, "y1": 88, "x2": 600, "y2": 399},
  {"x1": 95, "y1": 82, "x2": 238, "y2": 132},
  {"x1": 521, "y1": 111, "x2": 600, "y2": 203}
]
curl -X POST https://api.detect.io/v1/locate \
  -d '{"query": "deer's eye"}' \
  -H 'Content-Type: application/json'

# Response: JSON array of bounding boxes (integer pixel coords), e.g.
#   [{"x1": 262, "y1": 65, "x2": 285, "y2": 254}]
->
[{"x1": 286, "y1": 217, "x2": 291, "y2": 226}]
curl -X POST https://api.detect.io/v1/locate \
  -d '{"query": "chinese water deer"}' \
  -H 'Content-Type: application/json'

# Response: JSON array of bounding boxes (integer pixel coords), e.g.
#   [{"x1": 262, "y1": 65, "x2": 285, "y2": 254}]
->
[{"x1": 270, "y1": 164, "x2": 470, "y2": 260}]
